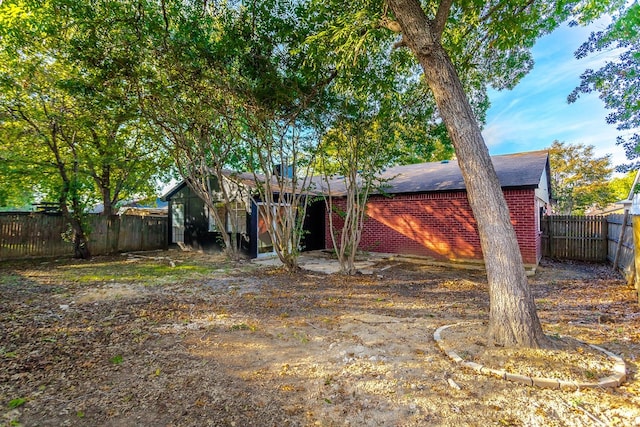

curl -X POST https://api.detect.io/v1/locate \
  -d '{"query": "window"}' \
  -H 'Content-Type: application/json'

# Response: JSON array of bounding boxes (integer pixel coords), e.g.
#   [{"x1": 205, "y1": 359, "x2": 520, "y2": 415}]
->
[
  {"x1": 256, "y1": 203, "x2": 289, "y2": 256},
  {"x1": 204, "y1": 205, "x2": 218, "y2": 232},
  {"x1": 226, "y1": 202, "x2": 247, "y2": 234},
  {"x1": 205, "y1": 202, "x2": 246, "y2": 234}
]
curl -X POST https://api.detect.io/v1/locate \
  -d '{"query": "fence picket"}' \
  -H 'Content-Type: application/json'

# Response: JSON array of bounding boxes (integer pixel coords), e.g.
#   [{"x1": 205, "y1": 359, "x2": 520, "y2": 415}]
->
[
  {"x1": 541, "y1": 215, "x2": 608, "y2": 262},
  {"x1": 541, "y1": 214, "x2": 633, "y2": 275}
]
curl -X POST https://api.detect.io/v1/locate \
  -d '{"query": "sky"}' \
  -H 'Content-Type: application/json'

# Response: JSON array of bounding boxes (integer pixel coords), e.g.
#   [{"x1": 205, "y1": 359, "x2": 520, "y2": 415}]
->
[{"x1": 482, "y1": 19, "x2": 631, "y2": 171}]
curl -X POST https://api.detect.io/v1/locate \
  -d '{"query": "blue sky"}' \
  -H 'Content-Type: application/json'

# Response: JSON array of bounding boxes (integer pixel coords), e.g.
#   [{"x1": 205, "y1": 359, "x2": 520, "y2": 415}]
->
[{"x1": 482, "y1": 19, "x2": 630, "y2": 170}]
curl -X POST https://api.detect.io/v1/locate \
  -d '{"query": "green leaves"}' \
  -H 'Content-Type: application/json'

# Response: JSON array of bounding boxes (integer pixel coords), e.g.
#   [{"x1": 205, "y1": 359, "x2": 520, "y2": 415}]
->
[
  {"x1": 549, "y1": 141, "x2": 616, "y2": 214},
  {"x1": 109, "y1": 354, "x2": 123, "y2": 365},
  {"x1": 570, "y1": 2, "x2": 640, "y2": 172},
  {"x1": 0, "y1": 0, "x2": 172, "y2": 213}
]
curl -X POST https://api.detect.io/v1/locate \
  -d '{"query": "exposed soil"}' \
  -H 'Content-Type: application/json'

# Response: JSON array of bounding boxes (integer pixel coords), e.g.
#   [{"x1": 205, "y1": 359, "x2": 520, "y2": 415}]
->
[
  {"x1": 438, "y1": 322, "x2": 618, "y2": 382},
  {"x1": 1, "y1": 252, "x2": 639, "y2": 426}
]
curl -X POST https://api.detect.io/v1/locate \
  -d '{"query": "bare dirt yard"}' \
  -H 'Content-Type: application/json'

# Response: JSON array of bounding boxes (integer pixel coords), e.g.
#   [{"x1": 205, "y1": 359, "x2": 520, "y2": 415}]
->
[{"x1": 1, "y1": 251, "x2": 639, "y2": 426}]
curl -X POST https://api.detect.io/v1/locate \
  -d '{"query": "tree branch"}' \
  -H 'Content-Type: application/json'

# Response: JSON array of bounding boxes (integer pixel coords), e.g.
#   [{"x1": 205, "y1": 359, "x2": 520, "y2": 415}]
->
[
  {"x1": 393, "y1": 38, "x2": 407, "y2": 49},
  {"x1": 433, "y1": 0, "x2": 454, "y2": 40},
  {"x1": 380, "y1": 18, "x2": 402, "y2": 33}
]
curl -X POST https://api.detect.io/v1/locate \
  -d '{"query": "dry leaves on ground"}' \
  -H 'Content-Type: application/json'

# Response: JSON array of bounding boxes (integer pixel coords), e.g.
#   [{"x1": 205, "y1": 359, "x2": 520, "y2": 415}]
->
[{"x1": 0, "y1": 253, "x2": 639, "y2": 426}]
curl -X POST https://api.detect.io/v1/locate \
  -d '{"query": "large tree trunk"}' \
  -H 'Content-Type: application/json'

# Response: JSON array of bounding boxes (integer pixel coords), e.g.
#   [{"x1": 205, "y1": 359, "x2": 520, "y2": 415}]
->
[
  {"x1": 387, "y1": 0, "x2": 548, "y2": 348},
  {"x1": 59, "y1": 196, "x2": 92, "y2": 260},
  {"x1": 100, "y1": 164, "x2": 113, "y2": 217},
  {"x1": 70, "y1": 217, "x2": 91, "y2": 259}
]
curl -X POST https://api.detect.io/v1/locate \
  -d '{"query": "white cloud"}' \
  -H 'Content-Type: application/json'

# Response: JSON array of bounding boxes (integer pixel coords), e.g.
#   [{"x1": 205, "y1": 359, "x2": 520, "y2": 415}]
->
[{"x1": 484, "y1": 18, "x2": 631, "y2": 170}]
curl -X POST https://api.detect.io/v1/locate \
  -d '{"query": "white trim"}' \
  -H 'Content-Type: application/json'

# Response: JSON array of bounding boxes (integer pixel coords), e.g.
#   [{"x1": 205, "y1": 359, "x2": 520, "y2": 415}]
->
[{"x1": 627, "y1": 170, "x2": 640, "y2": 214}]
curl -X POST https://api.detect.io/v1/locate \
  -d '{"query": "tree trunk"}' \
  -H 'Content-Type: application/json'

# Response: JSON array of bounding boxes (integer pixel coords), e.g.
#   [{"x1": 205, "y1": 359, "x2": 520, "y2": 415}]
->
[
  {"x1": 101, "y1": 185, "x2": 113, "y2": 217},
  {"x1": 59, "y1": 197, "x2": 92, "y2": 260},
  {"x1": 101, "y1": 164, "x2": 113, "y2": 216},
  {"x1": 387, "y1": 0, "x2": 547, "y2": 348},
  {"x1": 71, "y1": 218, "x2": 91, "y2": 259}
]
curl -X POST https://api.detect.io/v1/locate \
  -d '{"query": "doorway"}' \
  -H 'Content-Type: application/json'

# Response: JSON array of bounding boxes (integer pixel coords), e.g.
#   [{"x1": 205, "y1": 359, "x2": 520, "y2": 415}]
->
[{"x1": 171, "y1": 202, "x2": 185, "y2": 244}]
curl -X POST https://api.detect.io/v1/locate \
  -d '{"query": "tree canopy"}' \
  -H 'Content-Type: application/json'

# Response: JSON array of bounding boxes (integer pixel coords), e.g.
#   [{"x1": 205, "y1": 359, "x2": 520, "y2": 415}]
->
[
  {"x1": 0, "y1": 0, "x2": 172, "y2": 216},
  {"x1": 570, "y1": 1, "x2": 640, "y2": 172},
  {"x1": 548, "y1": 140, "x2": 616, "y2": 214},
  {"x1": 608, "y1": 170, "x2": 636, "y2": 200}
]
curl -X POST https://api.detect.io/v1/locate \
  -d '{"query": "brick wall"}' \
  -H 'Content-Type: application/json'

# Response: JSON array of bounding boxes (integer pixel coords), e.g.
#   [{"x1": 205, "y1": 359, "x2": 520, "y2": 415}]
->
[{"x1": 325, "y1": 189, "x2": 540, "y2": 265}]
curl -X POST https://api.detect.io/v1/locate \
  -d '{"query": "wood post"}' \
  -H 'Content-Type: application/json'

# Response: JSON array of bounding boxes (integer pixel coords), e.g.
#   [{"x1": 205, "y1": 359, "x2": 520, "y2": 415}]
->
[
  {"x1": 613, "y1": 210, "x2": 629, "y2": 270},
  {"x1": 601, "y1": 216, "x2": 608, "y2": 262}
]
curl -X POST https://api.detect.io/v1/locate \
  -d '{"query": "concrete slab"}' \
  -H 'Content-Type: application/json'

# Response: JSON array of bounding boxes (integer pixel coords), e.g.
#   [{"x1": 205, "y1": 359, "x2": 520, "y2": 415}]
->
[{"x1": 252, "y1": 251, "x2": 394, "y2": 275}]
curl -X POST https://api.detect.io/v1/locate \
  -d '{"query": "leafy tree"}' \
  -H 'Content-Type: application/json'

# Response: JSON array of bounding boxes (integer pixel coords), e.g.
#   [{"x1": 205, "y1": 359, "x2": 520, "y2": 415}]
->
[
  {"x1": 305, "y1": 1, "x2": 453, "y2": 274},
  {"x1": 240, "y1": 115, "x2": 320, "y2": 271},
  {"x1": 0, "y1": 0, "x2": 172, "y2": 209},
  {"x1": 381, "y1": 0, "x2": 546, "y2": 348},
  {"x1": 608, "y1": 170, "x2": 636, "y2": 200},
  {"x1": 0, "y1": 0, "x2": 172, "y2": 257},
  {"x1": 319, "y1": 109, "x2": 395, "y2": 274},
  {"x1": 310, "y1": 0, "x2": 617, "y2": 348},
  {"x1": 549, "y1": 141, "x2": 616, "y2": 214},
  {"x1": 137, "y1": 0, "x2": 333, "y2": 268},
  {"x1": 225, "y1": 1, "x2": 333, "y2": 271},
  {"x1": 570, "y1": 2, "x2": 640, "y2": 172},
  {"x1": 140, "y1": 0, "x2": 252, "y2": 259},
  {"x1": 315, "y1": 83, "x2": 450, "y2": 274},
  {"x1": 0, "y1": 20, "x2": 94, "y2": 257}
]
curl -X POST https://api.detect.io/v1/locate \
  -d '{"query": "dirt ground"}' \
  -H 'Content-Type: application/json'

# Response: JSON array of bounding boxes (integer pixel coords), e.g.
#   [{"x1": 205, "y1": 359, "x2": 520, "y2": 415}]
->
[{"x1": 1, "y1": 251, "x2": 639, "y2": 426}]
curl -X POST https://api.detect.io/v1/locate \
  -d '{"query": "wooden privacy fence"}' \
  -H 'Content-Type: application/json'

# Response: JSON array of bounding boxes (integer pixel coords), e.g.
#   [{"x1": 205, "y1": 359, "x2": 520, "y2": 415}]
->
[
  {"x1": 0, "y1": 213, "x2": 167, "y2": 260},
  {"x1": 541, "y1": 214, "x2": 635, "y2": 273},
  {"x1": 541, "y1": 215, "x2": 608, "y2": 262},
  {"x1": 607, "y1": 213, "x2": 634, "y2": 275}
]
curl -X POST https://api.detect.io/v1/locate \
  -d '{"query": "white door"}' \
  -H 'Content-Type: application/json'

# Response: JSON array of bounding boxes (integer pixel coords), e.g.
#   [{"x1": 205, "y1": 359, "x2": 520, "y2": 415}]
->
[{"x1": 171, "y1": 202, "x2": 185, "y2": 244}]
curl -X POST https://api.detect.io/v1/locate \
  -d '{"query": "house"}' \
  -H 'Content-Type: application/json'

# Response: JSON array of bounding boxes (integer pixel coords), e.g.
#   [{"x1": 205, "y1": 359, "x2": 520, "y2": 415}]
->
[
  {"x1": 161, "y1": 177, "x2": 248, "y2": 253},
  {"x1": 621, "y1": 169, "x2": 640, "y2": 215},
  {"x1": 585, "y1": 203, "x2": 627, "y2": 216},
  {"x1": 324, "y1": 150, "x2": 552, "y2": 268},
  {"x1": 163, "y1": 150, "x2": 551, "y2": 267},
  {"x1": 161, "y1": 173, "x2": 325, "y2": 257},
  {"x1": 117, "y1": 198, "x2": 168, "y2": 217}
]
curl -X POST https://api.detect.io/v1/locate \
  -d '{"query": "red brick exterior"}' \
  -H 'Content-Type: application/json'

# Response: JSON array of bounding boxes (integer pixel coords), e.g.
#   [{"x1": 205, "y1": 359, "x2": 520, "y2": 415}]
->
[{"x1": 325, "y1": 189, "x2": 541, "y2": 265}]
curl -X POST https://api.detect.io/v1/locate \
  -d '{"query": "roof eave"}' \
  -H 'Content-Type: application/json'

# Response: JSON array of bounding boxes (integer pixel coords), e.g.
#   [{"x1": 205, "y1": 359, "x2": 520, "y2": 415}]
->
[{"x1": 161, "y1": 181, "x2": 188, "y2": 201}]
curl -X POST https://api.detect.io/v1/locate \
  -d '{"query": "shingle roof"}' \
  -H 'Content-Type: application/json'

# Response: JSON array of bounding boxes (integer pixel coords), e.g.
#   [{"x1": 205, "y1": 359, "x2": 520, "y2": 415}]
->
[
  {"x1": 162, "y1": 151, "x2": 551, "y2": 200},
  {"x1": 324, "y1": 150, "x2": 550, "y2": 196}
]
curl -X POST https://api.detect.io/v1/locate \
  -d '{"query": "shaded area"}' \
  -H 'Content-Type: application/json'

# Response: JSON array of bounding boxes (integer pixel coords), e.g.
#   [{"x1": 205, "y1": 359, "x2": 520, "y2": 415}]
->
[{"x1": 1, "y1": 253, "x2": 638, "y2": 426}]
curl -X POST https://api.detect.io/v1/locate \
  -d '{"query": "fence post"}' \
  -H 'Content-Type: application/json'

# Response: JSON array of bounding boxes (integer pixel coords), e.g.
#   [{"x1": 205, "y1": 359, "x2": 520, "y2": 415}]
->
[
  {"x1": 613, "y1": 210, "x2": 629, "y2": 270},
  {"x1": 600, "y1": 216, "x2": 608, "y2": 262},
  {"x1": 544, "y1": 216, "x2": 552, "y2": 257}
]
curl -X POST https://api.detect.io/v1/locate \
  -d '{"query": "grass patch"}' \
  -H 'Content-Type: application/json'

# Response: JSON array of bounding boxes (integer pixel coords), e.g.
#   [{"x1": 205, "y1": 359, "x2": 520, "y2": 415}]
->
[
  {"x1": 110, "y1": 355, "x2": 124, "y2": 365},
  {"x1": 0, "y1": 273, "x2": 23, "y2": 286},
  {"x1": 0, "y1": 252, "x2": 243, "y2": 287},
  {"x1": 8, "y1": 398, "x2": 26, "y2": 409},
  {"x1": 58, "y1": 262, "x2": 215, "y2": 285},
  {"x1": 230, "y1": 322, "x2": 258, "y2": 332}
]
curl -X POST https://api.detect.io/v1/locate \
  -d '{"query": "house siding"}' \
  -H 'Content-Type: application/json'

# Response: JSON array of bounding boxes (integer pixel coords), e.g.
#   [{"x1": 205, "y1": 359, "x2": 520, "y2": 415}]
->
[
  {"x1": 324, "y1": 189, "x2": 540, "y2": 265},
  {"x1": 166, "y1": 184, "x2": 222, "y2": 252}
]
